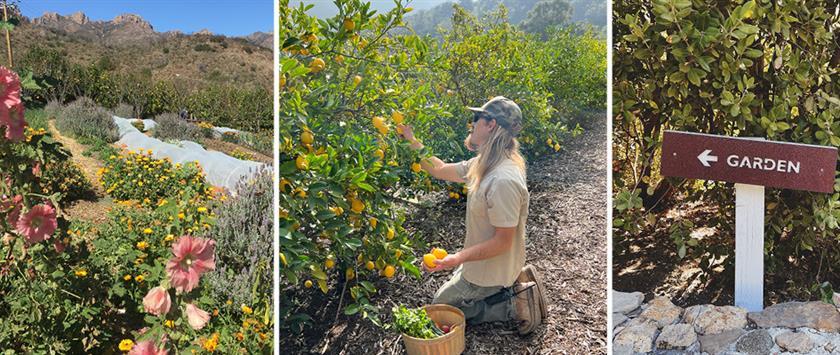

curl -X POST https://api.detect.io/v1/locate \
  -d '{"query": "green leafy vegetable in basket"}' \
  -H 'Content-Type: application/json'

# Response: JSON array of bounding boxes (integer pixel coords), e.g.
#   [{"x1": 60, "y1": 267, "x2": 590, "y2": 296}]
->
[{"x1": 392, "y1": 305, "x2": 445, "y2": 339}]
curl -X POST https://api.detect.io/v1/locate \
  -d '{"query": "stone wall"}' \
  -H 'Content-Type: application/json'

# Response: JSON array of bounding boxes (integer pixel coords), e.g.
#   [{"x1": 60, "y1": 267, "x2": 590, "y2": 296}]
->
[{"x1": 612, "y1": 291, "x2": 840, "y2": 354}]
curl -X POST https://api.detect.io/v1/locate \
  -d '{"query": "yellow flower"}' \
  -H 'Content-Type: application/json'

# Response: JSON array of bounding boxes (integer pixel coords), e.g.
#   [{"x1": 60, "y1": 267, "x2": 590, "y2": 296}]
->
[
  {"x1": 165, "y1": 320, "x2": 174, "y2": 328},
  {"x1": 75, "y1": 269, "x2": 88, "y2": 277},
  {"x1": 241, "y1": 304, "x2": 253, "y2": 314},
  {"x1": 164, "y1": 234, "x2": 175, "y2": 242},
  {"x1": 135, "y1": 275, "x2": 145, "y2": 283},
  {"x1": 118, "y1": 339, "x2": 134, "y2": 352},
  {"x1": 136, "y1": 241, "x2": 148, "y2": 250},
  {"x1": 197, "y1": 207, "x2": 208, "y2": 213},
  {"x1": 235, "y1": 332, "x2": 244, "y2": 341},
  {"x1": 178, "y1": 212, "x2": 185, "y2": 220},
  {"x1": 202, "y1": 333, "x2": 219, "y2": 352},
  {"x1": 123, "y1": 274, "x2": 132, "y2": 281},
  {"x1": 226, "y1": 299, "x2": 233, "y2": 305},
  {"x1": 143, "y1": 228, "x2": 153, "y2": 235}
]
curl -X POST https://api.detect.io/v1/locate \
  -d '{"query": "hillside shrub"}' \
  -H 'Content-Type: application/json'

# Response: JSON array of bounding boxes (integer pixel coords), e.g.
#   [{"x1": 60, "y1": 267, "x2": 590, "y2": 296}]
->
[
  {"x1": 55, "y1": 96, "x2": 119, "y2": 142},
  {"x1": 152, "y1": 112, "x2": 201, "y2": 142}
]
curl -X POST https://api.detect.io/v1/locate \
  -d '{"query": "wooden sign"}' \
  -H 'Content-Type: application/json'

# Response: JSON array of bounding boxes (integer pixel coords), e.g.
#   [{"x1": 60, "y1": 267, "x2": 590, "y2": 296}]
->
[{"x1": 661, "y1": 130, "x2": 837, "y2": 193}]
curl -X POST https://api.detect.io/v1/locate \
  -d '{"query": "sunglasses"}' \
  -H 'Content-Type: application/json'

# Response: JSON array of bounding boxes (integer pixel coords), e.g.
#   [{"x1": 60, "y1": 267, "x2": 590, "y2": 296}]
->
[{"x1": 472, "y1": 111, "x2": 492, "y2": 123}]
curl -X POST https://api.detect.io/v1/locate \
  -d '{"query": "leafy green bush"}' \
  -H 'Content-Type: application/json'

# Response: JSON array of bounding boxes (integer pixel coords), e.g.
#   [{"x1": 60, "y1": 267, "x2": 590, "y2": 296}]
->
[
  {"x1": 152, "y1": 113, "x2": 201, "y2": 142},
  {"x1": 40, "y1": 159, "x2": 95, "y2": 202},
  {"x1": 56, "y1": 97, "x2": 119, "y2": 142},
  {"x1": 613, "y1": 0, "x2": 840, "y2": 278}
]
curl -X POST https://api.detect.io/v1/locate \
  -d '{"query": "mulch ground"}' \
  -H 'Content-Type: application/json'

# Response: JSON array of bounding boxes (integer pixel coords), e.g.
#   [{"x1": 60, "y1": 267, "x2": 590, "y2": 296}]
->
[
  {"x1": 281, "y1": 112, "x2": 608, "y2": 354},
  {"x1": 613, "y1": 196, "x2": 840, "y2": 307}
]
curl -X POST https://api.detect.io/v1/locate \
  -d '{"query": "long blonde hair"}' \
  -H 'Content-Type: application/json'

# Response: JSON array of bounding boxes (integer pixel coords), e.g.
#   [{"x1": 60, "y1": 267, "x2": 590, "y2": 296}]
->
[{"x1": 464, "y1": 124, "x2": 526, "y2": 193}]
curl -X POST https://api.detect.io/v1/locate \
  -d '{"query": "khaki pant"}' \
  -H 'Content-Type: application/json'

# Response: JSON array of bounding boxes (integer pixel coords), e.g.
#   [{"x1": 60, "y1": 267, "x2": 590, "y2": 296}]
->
[{"x1": 432, "y1": 266, "x2": 514, "y2": 325}]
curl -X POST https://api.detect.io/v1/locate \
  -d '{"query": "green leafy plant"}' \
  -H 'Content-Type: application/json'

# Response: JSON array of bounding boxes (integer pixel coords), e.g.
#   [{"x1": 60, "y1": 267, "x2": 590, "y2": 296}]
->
[{"x1": 391, "y1": 305, "x2": 444, "y2": 339}]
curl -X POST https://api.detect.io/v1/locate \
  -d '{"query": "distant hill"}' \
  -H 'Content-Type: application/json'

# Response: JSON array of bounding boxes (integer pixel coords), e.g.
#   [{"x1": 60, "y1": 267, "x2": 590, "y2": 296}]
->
[
  {"x1": 10, "y1": 11, "x2": 273, "y2": 90},
  {"x1": 405, "y1": 0, "x2": 605, "y2": 37}
]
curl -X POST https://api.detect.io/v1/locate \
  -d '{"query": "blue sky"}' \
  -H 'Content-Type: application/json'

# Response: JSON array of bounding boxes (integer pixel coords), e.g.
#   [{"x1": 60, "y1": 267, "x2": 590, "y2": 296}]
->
[{"x1": 19, "y1": 0, "x2": 273, "y2": 36}]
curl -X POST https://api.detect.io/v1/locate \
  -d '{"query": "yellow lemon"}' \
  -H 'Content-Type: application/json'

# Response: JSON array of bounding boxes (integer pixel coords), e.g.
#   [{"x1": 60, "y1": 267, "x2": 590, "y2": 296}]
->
[
  {"x1": 335, "y1": 54, "x2": 344, "y2": 64},
  {"x1": 554, "y1": 143, "x2": 561, "y2": 152},
  {"x1": 304, "y1": 280, "x2": 313, "y2": 288},
  {"x1": 386, "y1": 227, "x2": 395, "y2": 240},
  {"x1": 391, "y1": 111, "x2": 404, "y2": 125},
  {"x1": 346, "y1": 267, "x2": 355, "y2": 280},
  {"x1": 369, "y1": 217, "x2": 378, "y2": 229},
  {"x1": 343, "y1": 18, "x2": 355, "y2": 31},
  {"x1": 300, "y1": 130, "x2": 314, "y2": 145},
  {"x1": 547, "y1": 138, "x2": 553, "y2": 145},
  {"x1": 395, "y1": 249, "x2": 403, "y2": 259},
  {"x1": 350, "y1": 199, "x2": 365, "y2": 213},
  {"x1": 432, "y1": 248, "x2": 448, "y2": 260},
  {"x1": 423, "y1": 253, "x2": 437, "y2": 269},
  {"x1": 296, "y1": 155, "x2": 309, "y2": 170},
  {"x1": 353, "y1": 75, "x2": 362, "y2": 86},
  {"x1": 366, "y1": 261, "x2": 375, "y2": 270},
  {"x1": 411, "y1": 162, "x2": 422, "y2": 173},
  {"x1": 309, "y1": 58, "x2": 325, "y2": 73},
  {"x1": 325, "y1": 258, "x2": 335, "y2": 269},
  {"x1": 384, "y1": 265, "x2": 395, "y2": 278}
]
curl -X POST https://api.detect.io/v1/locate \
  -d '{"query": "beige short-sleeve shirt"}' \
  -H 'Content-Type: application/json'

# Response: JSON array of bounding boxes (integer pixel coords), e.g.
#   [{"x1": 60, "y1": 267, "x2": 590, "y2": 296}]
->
[{"x1": 456, "y1": 157, "x2": 529, "y2": 287}]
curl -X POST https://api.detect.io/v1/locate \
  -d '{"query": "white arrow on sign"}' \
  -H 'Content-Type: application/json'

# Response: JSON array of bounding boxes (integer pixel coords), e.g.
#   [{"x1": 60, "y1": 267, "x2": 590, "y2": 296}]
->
[{"x1": 698, "y1": 149, "x2": 718, "y2": 167}]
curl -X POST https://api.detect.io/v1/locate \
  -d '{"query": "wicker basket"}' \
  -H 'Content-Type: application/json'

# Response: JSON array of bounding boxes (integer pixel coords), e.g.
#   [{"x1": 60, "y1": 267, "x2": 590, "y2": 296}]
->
[{"x1": 401, "y1": 304, "x2": 466, "y2": 355}]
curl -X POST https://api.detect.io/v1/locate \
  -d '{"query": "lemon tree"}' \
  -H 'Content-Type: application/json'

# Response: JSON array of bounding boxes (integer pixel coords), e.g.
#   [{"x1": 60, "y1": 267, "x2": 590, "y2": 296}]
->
[{"x1": 280, "y1": 0, "x2": 605, "y2": 330}]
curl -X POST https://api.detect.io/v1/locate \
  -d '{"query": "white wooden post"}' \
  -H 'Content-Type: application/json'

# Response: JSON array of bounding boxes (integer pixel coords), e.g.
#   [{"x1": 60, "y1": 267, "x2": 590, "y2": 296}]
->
[{"x1": 734, "y1": 183, "x2": 764, "y2": 311}]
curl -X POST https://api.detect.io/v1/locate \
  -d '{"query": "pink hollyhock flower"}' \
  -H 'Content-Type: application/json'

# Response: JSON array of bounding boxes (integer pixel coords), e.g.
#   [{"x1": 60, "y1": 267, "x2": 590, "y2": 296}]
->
[
  {"x1": 0, "y1": 102, "x2": 26, "y2": 142},
  {"x1": 1, "y1": 194, "x2": 22, "y2": 226},
  {"x1": 165, "y1": 236, "x2": 215, "y2": 293},
  {"x1": 0, "y1": 67, "x2": 20, "y2": 103},
  {"x1": 142, "y1": 286, "x2": 171, "y2": 316},
  {"x1": 16, "y1": 204, "x2": 57, "y2": 245},
  {"x1": 185, "y1": 303, "x2": 210, "y2": 330},
  {"x1": 129, "y1": 340, "x2": 168, "y2": 355},
  {"x1": 32, "y1": 162, "x2": 41, "y2": 177}
]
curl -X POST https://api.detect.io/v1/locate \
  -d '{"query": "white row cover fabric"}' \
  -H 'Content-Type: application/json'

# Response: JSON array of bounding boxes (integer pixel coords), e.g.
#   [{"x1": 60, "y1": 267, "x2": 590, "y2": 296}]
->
[{"x1": 113, "y1": 116, "x2": 266, "y2": 193}]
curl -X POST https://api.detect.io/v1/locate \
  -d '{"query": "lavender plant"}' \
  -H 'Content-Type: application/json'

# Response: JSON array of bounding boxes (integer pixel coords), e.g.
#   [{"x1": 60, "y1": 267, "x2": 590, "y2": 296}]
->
[
  {"x1": 204, "y1": 168, "x2": 273, "y2": 308},
  {"x1": 56, "y1": 97, "x2": 119, "y2": 142}
]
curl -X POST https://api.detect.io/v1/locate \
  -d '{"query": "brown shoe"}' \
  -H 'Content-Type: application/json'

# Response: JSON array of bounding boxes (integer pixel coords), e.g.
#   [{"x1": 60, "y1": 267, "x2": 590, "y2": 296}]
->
[
  {"x1": 517, "y1": 265, "x2": 547, "y2": 320},
  {"x1": 512, "y1": 282, "x2": 540, "y2": 335}
]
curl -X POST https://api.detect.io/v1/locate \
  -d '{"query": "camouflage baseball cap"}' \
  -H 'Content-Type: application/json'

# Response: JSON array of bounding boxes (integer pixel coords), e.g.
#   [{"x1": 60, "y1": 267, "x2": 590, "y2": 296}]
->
[{"x1": 467, "y1": 96, "x2": 523, "y2": 135}]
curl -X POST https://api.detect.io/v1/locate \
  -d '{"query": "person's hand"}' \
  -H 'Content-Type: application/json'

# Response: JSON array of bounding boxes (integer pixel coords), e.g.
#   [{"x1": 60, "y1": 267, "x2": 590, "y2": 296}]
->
[
  {"x1": 424, "y1": 253, "x2": 462, "y2": 273},
  {"x1": 396, "y1": 124, "x2": 422, "y2": 149}
]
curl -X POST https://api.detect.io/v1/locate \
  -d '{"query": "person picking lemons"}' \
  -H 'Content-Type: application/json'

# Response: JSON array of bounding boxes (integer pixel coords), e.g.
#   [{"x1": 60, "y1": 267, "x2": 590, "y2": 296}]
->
[{"x1": 397, "y1": 96, "x2": 547, "y2": 335}]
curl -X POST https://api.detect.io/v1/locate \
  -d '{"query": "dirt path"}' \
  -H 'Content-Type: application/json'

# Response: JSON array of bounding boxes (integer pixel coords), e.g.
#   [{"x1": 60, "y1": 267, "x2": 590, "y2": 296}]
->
[
  {"x1": 282, "y1": 112, "x2": 608, "y2": 354},
  {"x1": 47, "y1": 120, "x2": 114, "y2": 223}
]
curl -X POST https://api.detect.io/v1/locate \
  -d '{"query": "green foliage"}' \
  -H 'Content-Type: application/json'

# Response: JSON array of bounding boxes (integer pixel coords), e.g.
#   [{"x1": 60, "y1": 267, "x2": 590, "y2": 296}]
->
[
  {"x1": 56, "y1": 97, "x2": 119, "y2": 143},
  {"x1": 18, "y1": 46, "x2": 272, "y2": 133},
  {"x1": 152, "y1": 112, "x2": 202, "y2": 142},
  {"x1": 40, "y1": 159, "x2": 95, "y2": 202},
  {"x1": 391, "y1": 305, "x2": 444, "y2": 339},
  {"x1": 520, "y1": 0, "x2": 572, "y2": 34},
  {"x1": 613, "y1": 0, "x2": 840, "y2": 278},
  {"x1": 194, "y1": 43, "x2": 215, "y2": 52}
]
